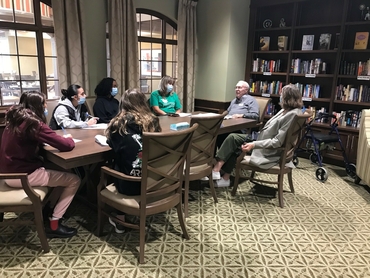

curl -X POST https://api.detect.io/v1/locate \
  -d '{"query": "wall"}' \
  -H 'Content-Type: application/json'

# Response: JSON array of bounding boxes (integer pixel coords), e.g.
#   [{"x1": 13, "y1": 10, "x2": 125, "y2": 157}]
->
[
  {"x1": 134, "y1": 0, "x2": 177, "y2": 22},
  {"x1": 196, "y1": 0, "x2": 250, "y2": 102},
  {"x1": 82, "y1": 0, "x2": 107, "y2": 96}
]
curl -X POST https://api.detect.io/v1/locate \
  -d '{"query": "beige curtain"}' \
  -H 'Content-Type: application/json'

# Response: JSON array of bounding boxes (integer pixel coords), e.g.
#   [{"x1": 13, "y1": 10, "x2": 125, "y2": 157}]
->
[
  {"x1": 51, "y1": 0, "x2": 89, "y2": 92},
  {"x1": 108, "y1": 0, "x2": 139, "y2": 92},
  {"x1": 177, "y1": 0, "x2": 197, "y2": 112}
]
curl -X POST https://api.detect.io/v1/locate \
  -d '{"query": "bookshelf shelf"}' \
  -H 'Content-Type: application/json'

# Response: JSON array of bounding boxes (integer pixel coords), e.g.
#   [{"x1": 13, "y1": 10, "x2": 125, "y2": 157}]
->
[
  {"x1": 334, "y1": 100, "x2": 370, "y2": 106},
  {"x1": 246, "y1": 0, "x2": 370, "y2": 164}
]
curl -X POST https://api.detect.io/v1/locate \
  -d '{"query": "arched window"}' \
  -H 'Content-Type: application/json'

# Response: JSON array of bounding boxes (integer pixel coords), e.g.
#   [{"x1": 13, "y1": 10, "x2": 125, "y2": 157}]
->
[
  {"x1": 0, "y1": 0, "x2": 57, "y2": 106},
  {"x1": 136, "y1": 9, "x2": 177, "y2": 94}
]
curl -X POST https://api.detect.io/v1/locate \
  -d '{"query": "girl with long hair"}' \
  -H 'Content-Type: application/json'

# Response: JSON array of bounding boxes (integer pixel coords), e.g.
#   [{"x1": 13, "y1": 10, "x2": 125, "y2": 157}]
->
[{"x1": 0, "y1": 91, "x2": 81, "y2": 238}]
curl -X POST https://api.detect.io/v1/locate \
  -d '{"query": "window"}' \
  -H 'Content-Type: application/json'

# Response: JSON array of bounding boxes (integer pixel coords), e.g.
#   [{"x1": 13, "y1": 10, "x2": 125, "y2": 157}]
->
[
  {"x1": 136, "y1": 9, "x2": 177, "y2": 94},
  {"x1": 0, "y1": 0, "x2": 57, "y2": 107}
]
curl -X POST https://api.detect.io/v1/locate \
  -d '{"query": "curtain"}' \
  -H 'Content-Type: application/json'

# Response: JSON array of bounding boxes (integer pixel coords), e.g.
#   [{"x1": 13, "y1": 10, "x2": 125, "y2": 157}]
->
[
  {"x1": 108, "y1": 0, "x2": 139, "y2": 92},
  {"x1": 51, "y1": 0, "x2": 89, "y2": 92},
  {"x1": 177, "y1": 0, "x2": 198, "y2": 112}
]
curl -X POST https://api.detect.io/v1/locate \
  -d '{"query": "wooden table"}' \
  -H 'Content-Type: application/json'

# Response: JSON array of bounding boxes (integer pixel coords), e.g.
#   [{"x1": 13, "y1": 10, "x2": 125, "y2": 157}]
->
[{"x1": 42, "y1": 115, "x2": 257, "y2": 170}]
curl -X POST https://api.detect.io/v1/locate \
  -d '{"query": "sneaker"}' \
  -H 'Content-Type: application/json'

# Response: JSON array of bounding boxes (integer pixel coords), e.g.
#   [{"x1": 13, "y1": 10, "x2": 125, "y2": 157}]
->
[
  {"x1": 109, "y1": 217, "x2": 125, "y2": 234},
  {"x1": 212, "y1": 171, "x2": 221, "y2": 180},
  {"x1": 200, "y1": 176, "x2": 209, "y2": 181},
  {"x1": 215, "y1": 178, "x2": 230, "y2": 188}
]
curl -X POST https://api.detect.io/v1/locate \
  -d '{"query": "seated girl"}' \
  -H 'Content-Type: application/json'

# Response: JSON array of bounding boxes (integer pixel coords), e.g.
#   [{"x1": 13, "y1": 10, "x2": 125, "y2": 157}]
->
[
  {"x1": 49, "y1": 84, "x2": 97, "y2": 129},
  {"x1": 0, "y1": 91, "x2": 81, "y2": 238},
  {"x1": 93, "y1": 77, "x2": 119, "y2": 123}
]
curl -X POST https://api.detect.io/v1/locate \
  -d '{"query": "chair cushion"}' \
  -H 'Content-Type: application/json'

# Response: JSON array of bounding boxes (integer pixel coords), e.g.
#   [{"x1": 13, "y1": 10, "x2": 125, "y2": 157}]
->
[
  {"x1": 241, "y1": 155, "x2": 291, "y2": 174},
  {"x1": 101, "y1": 184, "x2": 141, "y2": 209},
  {"x1": 0, "y1": 180, "x2": 49, "y2": 206}
]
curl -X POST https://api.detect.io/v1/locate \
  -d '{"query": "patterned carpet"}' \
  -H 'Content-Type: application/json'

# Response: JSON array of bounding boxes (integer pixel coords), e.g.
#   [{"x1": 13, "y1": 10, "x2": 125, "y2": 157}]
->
[{"x1": 1, "y1": 159, "x2": 370, "y2": 278}]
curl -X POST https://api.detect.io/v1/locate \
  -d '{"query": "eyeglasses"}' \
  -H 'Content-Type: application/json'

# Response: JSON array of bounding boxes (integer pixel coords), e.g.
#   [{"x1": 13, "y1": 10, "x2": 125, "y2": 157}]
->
[{"x1": 235, "y1": 86, "x2": 247, "y2": 89}]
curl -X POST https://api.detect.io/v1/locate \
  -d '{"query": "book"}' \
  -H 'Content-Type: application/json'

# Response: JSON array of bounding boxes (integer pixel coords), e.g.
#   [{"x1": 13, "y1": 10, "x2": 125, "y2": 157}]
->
[
  {"x1": 302, "y1": 35, "x2": 314, "y2": 50},
  {"x1": 259, "y1": 36, "x2": 270, "y2": 51},
  {"x1": 319, "y1": 33, "x2": 331, "y2": 50},
  {"x1": 277, "y1": 36, "x2": 288, "y2": 51},
  {"x1": 334, "y1": 33, "x2": 340, "y2": 49},
  {"x1": 354, "y1": 32, "x2": 369, "y2": 50}
]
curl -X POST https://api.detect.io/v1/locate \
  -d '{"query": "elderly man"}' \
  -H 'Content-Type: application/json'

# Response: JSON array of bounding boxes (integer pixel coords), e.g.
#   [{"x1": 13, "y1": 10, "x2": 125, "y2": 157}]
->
[
  {"x1": 227, "y1": 80, "x2": 259, "y2": 120},
  {"x1": 214, "y1": 80, "x2": 259, "y2": 157}
]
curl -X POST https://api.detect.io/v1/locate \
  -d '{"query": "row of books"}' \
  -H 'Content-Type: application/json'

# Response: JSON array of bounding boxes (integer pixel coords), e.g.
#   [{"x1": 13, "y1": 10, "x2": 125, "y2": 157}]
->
[
  {"x1": 333, "y1": 110, "x2": 361, "y2": 128},
  {"x1": 259, "y1": 36, "x2": 288, "y2": 51},
  {"x1": 252, "y1": 59, "x2": 283, "y2": 72},
  {"x1": 290, "y1": 58, "x2": 327, "y2": 74},
  {"x1": 336, "y1": 84, "x2": 370, "y2": 102},
  {"x1": 294, "y1": 83, "x2": 320, "y2": 98},
  {"x1": 250, "y1": 80, "x2": 284, "y2": 95},
  {"x1": 340, "y1": 60, "x2": 370, "y2": 76}
]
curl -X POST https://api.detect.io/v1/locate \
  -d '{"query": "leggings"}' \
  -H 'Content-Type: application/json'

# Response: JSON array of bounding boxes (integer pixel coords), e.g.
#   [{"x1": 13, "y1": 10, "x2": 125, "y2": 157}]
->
[{"x1": 6, "y1": 167, "x2": 80, "y2": 219}]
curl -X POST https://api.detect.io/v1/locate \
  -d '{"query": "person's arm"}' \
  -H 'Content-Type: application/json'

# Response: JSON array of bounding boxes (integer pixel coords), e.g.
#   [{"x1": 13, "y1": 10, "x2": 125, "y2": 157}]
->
[
  {"x1": 150, "y1": 93, "x2": 167, "y2": 115},
  {"x1": 252, "y1": 114, "x2": 295, "y2": 149},
  {"x1": 54, "y1": 105, "x2": 88, "y2": 129},
  {"x1": 174, "y1": 93, "x2": 182, "y2": 114},
  {"x1": 38, "y1": 123, "x2": 75, "y2": 152}
]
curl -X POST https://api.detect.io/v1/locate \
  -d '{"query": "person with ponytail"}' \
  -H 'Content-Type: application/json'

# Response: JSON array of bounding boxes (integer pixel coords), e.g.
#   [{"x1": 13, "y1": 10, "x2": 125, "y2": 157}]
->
[
  {"x1": 149, "y1": 75, "x2": 182, "y2": 116},
  {"x1": 49, "y1": 84, "x2": 98, "y2": 130},
  {"x1": 93, "y1": 77, "x2": 119, "y2": 123},
  {"x1": 0, "y1": 91, "x2": 81, "y2": 238}
]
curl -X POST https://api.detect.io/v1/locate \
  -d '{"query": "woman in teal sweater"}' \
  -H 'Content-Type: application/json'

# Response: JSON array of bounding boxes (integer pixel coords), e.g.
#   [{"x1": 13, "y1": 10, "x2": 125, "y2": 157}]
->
[{"x1": 149, "y1": 75, "x2": 182, "y2": 115}]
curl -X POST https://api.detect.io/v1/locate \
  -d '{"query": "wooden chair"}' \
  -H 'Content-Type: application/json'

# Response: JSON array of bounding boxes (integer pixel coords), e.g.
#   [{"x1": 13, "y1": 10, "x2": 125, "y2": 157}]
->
[
  {"x1": 231, "y1": 113, "x2": 311, "y2": 208},
  {"x1": 0, "y1": 173, "x2": 50, "y2": 252},
  {"x1": 96, "y1": 124, "x2": 198, "y2": 264},
  {"x1": 253, "y1": 96, "x2": 271, "y2": 130},
  {"x1": 85, "y1": 97, "x2": 96, "y2": 116},
  {"x1": 183, "y1": 111, "x2": 228, "y2": 217}
]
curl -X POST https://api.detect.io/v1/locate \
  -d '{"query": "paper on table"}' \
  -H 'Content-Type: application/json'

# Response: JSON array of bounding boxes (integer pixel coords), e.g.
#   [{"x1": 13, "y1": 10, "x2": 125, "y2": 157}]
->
[
  {"x1": 178, "y1": 113, "x2": 192, "y2": 117},
  {"x1": 191, "y1": 112, "x2": 219, "y2": 118},
  {"x1": 95, "y1": 135, "x2": 108, "y2": 146},
  {"x1": 83, "y1": 123, "x2": 108, "y2": 129}
]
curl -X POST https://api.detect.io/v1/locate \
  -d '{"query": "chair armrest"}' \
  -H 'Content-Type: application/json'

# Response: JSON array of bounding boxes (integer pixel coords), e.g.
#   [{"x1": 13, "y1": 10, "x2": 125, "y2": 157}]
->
[
  {"x1": 101, "y1": 166, "x2": 142, "y2": 182},
  {"x1": 0, "y1": 173, "x2": 42, "y2": 203}
]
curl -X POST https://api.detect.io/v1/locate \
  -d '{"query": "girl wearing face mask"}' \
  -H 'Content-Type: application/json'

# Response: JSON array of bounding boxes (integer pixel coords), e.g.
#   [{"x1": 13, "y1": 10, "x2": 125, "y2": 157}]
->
[
  {"x1": 49, "y1": 84, "x2": 97, "y2": 130},
  {"x1": 149, "y1": 75, "x2": 182, "y2": 116},
  {"x1": 93, "y1": 77, "x2": 119, "y2": 123}
]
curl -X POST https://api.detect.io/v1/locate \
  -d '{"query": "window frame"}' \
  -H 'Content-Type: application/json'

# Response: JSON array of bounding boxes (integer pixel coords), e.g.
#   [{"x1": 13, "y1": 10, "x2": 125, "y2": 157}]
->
[
  {"x1": 136, "y1": 9, "x2": 177, "y2": 94},
  {"x1": 0, "y1": 0, "x2": 54, "y2": 108}
]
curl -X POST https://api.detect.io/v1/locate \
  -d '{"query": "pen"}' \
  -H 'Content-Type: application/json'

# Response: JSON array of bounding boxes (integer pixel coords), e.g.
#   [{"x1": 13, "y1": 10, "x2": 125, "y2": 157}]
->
[
  {"x1": 85, "y1": 112, "x2": 93, "y2": 119},
  {"x1": 61, "y1": 126, "x2": 67, "y2": 135}
]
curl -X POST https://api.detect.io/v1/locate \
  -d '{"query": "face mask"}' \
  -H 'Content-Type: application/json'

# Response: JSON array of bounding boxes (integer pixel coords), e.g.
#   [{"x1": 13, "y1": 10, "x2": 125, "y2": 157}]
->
[
  {"x1": 78, "y1": 96, "x2": 86, "y2": 105},
  {"x1": 44, "y1": 108, "x2": 48, "y2": 116},
  {"x1": 111, "y1": 87, "x2": 118, "y2": 97},
  {"x1": 166, "y1": 84, "x2": 173, "y2": 93}
]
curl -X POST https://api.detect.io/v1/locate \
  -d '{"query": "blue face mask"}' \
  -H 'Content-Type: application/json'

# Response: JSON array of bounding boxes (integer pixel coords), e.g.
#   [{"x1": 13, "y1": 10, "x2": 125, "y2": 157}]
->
[
  {"x1": 166, "y1": 84, "x2": 173, "y2": 93},
  {"x1": 111, "y1": 87, "x2": 118, "y2": 97},
  {"x1": 78, "y1": 97, "x2": 86, "y2": 105},
  {"x1": 44, "y1": 108, "x2": 48, "y2": 116}
]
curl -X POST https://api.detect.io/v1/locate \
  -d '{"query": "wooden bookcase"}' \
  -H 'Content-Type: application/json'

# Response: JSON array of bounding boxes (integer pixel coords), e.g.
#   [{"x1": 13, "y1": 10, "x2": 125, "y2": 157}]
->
[{"x1": 245, "y1": 0, "x2": 370, "y2": 164}]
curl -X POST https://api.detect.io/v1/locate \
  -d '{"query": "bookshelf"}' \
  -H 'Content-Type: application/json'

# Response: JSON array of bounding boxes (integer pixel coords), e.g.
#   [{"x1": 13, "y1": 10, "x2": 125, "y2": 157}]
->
[{"x1": 246, "y1": 0, "x2": 370, "y2": 164}]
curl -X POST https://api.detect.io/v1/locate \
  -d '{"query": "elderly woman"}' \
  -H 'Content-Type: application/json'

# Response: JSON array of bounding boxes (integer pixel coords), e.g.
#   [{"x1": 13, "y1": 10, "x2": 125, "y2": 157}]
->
[{"x1": 212, "y1": 84, "x2": 304, "y2": 187}]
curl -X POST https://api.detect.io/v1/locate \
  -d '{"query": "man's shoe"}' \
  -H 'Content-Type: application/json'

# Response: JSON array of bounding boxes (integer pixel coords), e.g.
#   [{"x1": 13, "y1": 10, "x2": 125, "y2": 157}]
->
[
  {"x1": 45, "y1": 220, "x2": 77, "y2": 238},
  {"x1": 215, "y1": 178, "x2": 230, "y2": 188}
]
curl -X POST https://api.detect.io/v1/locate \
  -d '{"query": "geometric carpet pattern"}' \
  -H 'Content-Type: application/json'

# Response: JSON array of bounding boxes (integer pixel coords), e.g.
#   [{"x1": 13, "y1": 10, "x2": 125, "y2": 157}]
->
[{"x1": 1, "y1": 159, "x2": 370, "y2": 278}]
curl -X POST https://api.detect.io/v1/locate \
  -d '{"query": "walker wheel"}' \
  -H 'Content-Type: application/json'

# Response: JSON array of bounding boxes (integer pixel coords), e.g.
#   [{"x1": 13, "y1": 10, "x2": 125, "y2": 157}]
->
[
  {"x1": 292, "y1": 156, "x2": 299, "y2": 167},
  {"x1": 345, "y1": 163, "x2": 357, "y2": 179},
  {"x1": 316, "y1": 167, "x2": 328, "y2": 182},
  {"x1": 309, "y1": 153, "x2": 323, "y2": 165}
]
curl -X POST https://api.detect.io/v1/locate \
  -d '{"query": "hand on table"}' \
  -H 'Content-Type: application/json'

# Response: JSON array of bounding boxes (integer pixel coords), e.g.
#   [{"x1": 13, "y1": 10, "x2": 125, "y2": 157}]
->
[
  {"x1": 87, "y1": 117, "x2": 98, "y2": 125},
  {"x1": 232, "y1": 114, "x2": 244, "y2": 119},
  {"x1": 63, "y1": 134, "x2": 73, "y2": 139}
]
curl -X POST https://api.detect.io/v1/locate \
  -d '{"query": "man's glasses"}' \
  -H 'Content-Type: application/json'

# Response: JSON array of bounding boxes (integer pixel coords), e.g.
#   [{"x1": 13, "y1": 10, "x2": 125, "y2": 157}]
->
[{"x1": 235, "y1": 86, "x2": 247, "y2": 89}]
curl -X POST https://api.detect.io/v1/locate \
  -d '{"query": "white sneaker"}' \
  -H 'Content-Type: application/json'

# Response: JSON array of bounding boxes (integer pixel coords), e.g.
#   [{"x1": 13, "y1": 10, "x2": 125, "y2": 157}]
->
[
  {"x1": 215, "y1": 178, "x2": 230, "y2": 188},
  {"x1": 200, "y1": 176, "x2": 209, "y2": 181},
  {"x1": 212, "y1": 171, "x2": 221, "y2": 180},
  {"x1": 109, "y1": 217, "x2": 125, "y2": 234}
]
